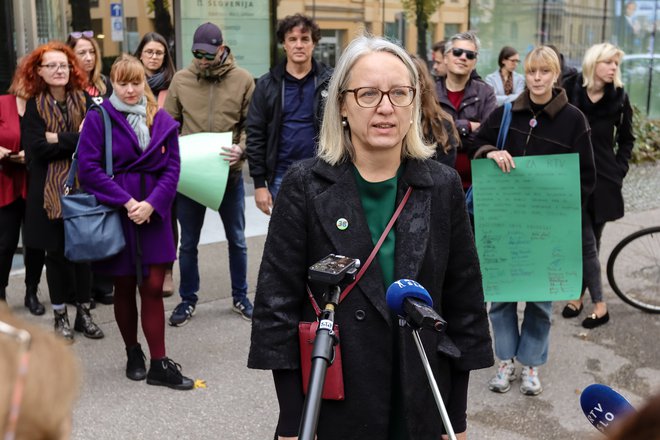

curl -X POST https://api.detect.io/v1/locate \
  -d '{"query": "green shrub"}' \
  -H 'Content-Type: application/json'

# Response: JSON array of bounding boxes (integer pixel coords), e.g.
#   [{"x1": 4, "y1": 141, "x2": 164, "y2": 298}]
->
[{"x1": 631, "y1": 106, "x2": 660, "y2": 163}]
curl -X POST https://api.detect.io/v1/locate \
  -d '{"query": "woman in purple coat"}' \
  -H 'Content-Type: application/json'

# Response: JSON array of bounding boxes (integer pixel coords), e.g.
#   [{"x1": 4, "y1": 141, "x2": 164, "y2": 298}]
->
[{"x1": 77, "y1": 54, "x2": 193, "y2": 390}]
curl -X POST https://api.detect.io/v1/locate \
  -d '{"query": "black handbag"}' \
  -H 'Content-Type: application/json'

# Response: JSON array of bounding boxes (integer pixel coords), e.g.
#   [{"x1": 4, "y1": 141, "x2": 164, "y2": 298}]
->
[{"x1": 60, "y1": 104, "x2": 126, "y2": 262}]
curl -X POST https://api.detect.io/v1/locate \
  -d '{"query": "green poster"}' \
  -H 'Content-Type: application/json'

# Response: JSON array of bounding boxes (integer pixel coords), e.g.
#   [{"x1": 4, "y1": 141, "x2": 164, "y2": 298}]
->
[
  {"x1": 177, "y1": 132, "x2": 231, "y2": 211},
  {"x1": 472, "y1": 153, "x2": 582, "y2": 302}
]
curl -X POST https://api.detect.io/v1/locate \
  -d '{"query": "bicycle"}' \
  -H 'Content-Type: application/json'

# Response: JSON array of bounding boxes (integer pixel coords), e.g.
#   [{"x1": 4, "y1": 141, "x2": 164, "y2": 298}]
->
[{"x1": 606, "y1": 226, "x2": 660, "y2": 313}]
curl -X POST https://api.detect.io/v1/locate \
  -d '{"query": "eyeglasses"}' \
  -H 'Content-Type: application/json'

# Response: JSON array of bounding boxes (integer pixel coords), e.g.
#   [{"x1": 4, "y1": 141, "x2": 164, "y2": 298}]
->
[
  {"x1": 192, "y1": 51, "x2": 216, "y2": 60},
  {"x1": 0, "y1": 320, "x2": 32, "y2": 440},
  {"x1": 507, "y1": 58, "x2": 521, "y2": 63},
  {"x1": 451, "y1": 48, "x2": 478, "y2": 60},
  {"x1": 343, "y1": 86, "x2": 416, "y2": 108},
  {"x1": 39, "y1": 63, "x2": 72, "y2": 72},
  {"x1": 69, "y1": 30, "x2": 94, "y2": 39},
  {"x1": 144, "y1": 49, "x2": 165, "y2": 58}
]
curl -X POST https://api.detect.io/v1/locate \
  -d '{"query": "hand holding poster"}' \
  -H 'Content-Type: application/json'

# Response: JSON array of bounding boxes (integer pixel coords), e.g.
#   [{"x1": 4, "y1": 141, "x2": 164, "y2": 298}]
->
[
  {"x1": 177, "y1": 132, "x2": 231, "y2": 211},
  {"x1": 472, "y1": 153, "x2": 582, "y2": 302}
]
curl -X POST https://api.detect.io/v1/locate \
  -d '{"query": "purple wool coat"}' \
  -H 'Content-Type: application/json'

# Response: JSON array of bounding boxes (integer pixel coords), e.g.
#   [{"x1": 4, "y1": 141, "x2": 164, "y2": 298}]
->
[{"x1": 77, "y1": 100, "x2": 180, "y2": 276}]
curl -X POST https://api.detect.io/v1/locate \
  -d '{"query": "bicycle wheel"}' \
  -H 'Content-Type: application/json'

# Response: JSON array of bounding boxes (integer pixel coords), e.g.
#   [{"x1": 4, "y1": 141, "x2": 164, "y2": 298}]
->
[{"x1": 607, "y1": 226, "x2": 660, "y2": 313}]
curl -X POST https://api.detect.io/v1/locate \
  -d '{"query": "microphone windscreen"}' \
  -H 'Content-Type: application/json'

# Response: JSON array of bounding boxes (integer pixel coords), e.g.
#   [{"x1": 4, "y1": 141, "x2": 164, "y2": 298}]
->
[
  {"x1": 580, "y1": 384, "x2": 635, "y2": 433},
  {"x1": 386, "y1": 279, "x2": 433, "y2": 316}
]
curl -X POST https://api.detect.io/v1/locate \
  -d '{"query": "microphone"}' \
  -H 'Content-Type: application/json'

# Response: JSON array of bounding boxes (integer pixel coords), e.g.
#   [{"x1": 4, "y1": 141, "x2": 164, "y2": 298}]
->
[
  {"x1": 386, "y1": 279, "x2": 446, "y2": 331},
  {"x1": 580, "y1": 384, "x2": 636, "y2": 434}
]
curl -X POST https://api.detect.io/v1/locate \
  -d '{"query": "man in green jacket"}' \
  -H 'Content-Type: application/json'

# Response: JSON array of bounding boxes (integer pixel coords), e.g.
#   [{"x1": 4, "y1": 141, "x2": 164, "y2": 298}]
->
[{"x1": 164, "y1": 22, "x2": 255, "y2": 326}]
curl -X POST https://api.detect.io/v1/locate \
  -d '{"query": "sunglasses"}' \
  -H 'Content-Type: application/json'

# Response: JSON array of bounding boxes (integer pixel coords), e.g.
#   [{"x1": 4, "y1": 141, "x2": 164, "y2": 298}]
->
[
  {"x1": 70, "y1": 30, "x2": 94, "y2": 39},
  {"x1": 451, "y1": 48, "x2": 477, "y2": 60},
  {"x1": 192, "y1": 51, "x2": 216, "y2": 60}
]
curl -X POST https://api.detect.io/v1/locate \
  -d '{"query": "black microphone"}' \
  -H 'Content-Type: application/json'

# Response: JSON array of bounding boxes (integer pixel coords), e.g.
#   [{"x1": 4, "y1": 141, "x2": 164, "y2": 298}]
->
[
  {"x1": 580, "y1": 383, "x2": 636, "y2": 435},
  {"x1": 386, "y1": 279, "x2": 446, "y2": 331}
]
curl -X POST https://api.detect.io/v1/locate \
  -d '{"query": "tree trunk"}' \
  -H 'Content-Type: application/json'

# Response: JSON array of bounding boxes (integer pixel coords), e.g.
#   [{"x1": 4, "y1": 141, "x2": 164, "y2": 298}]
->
[
  {"x1": 69, "y1": 0, "x2": 92, "y2": 32},
  {"x1": 153, "y1": 0, "x2": 174, "y2": 44},
  {"x1": 416, "y1": 0, "x2": 428, "y2": 58}
]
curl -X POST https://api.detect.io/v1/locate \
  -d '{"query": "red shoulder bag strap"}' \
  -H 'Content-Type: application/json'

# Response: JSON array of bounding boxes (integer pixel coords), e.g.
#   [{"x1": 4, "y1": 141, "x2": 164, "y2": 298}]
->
[{"x1": 306, "y1": 186, "x2": 413, "y2": 316}]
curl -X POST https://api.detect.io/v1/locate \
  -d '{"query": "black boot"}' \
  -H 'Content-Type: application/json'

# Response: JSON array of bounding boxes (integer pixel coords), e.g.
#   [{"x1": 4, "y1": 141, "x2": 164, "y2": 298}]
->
[
  {"x1": 54, "y1": 308, "x2": 74, "y2": 342},
  {"x1": 0, "y1": 287, "x2": 6, "y2": 301},
  {"x1": 126, "y1": 344, "x2": 147, "y2": 381},
  {"x1": 74, "y1": 303, "x2": 104, "y2": 339},
  {"x1": 24, "y1": 285, "x2": 45, "y2": 316},
  {"x1": 146, "y1": 358, "x2": 194, "y2": 390}
]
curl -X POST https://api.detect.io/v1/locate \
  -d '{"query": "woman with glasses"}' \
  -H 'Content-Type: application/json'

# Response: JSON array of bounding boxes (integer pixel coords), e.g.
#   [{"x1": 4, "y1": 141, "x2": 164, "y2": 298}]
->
[
  {"x1": 473, "y1": 46, "x2": 596, "y2": 397},
  {"x1": 134, "y1": 32, "x2": 177, "y2": 296},
  {"x1": 485, "y1": 46, "x2": 525, "y2": 106},
  {"x1": 560, "y1": 43, "x2": 635, "y2": 329},
  {"x1": 134, "y1": 32, "x2": 175, "y2": 108},
  {"x1": 77, "y1": 54, "x2": 193, "y2": 390},
  {"x1": 19, "y1": 42, "x2": 104, "y2": 342},
  {"x1": 66, "y1": 31, "x2": 112, "y2": 101},
  {"x1": 248, "y1": 35, "x2": 492, "y2": 440}
]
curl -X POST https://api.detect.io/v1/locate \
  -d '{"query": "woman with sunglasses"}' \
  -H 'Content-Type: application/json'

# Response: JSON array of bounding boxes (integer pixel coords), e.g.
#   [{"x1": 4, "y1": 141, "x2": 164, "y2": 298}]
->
[
  {"x1": 560, "y1": 42, "x2": 635, "y2": 329},
  {"x1": 248, "y1": 35, "x2": 492, "y2": 440},
  {"x1": 485, "y1": 46, "x2": 525, "y2": 106},
  {"x1": 134, "y1": 32, "x2": 175, "y2": 108},
  {"x1": 19, "y1": 42, "x2": 104, "y2": 342},
  {"x1": 66, "y1": 31, "x2": 112, "y2": 102},
  {"x1": 473, "y1": 46, "x2": 596, "y2": 397},
  {"x1": 77, "y1": 54, "x2": 193, "y2": 390}
]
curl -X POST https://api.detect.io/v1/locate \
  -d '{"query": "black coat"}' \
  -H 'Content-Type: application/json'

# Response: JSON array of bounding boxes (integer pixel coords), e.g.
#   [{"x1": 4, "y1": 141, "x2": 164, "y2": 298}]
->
[
  {"x1": 21, "y1": 98, "x2": 80, "y2": 251},
  {"x1": 246, "y1": 59, "x2": 333, "y2": 189},
  {"x1": 563, "y1": 74, "x2": 635, "y2": 223},
  {"x1": 248, "y1": 158, "x2": 493, "y2": 439},
  {"x1": 473, "y1": 88, "x2": 596, "y2": 204}
]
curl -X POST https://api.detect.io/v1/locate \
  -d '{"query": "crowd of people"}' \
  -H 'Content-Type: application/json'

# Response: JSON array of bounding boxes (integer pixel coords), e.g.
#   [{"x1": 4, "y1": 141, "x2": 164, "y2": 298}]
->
[{"x1": 0, "y1": 12, "x2": 636, "y2": 440}]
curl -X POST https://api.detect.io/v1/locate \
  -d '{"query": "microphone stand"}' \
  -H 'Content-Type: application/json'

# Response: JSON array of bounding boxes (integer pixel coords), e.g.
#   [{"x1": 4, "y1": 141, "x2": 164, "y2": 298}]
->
[
  {"x1": 410, "y1": 327, "x2": 457, "y2": 440},
  {"x1": 298, "y1": 285, "x2": 341, "y2": 440}
]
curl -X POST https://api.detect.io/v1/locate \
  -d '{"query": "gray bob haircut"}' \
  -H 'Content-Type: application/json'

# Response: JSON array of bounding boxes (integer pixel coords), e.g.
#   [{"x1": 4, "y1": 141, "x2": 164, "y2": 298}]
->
[
  {"x1": 444, "y1": 31, "x2": 481, "y2": 54},
  {"x1": 317, "y1": 35, "x2": 433, "y2": 165}
]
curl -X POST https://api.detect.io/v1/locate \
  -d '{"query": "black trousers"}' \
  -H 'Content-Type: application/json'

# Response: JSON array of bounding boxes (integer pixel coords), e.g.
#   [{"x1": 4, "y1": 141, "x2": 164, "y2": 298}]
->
[
  {"x1": 0, "y1": 198, "x2": 45, "y2": 289},
  {"x1": 44, "y1": 226, "x2": 92, "y2": 306}
]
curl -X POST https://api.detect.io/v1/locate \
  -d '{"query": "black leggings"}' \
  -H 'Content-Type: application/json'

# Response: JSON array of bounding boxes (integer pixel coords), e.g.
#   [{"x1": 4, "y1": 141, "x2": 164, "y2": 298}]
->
[
  {"x1": 0, "y1": 198, "x2": 45, "y2": 289},
  {"x1": 45, "y1": 246, "x2": 91, "y2": 306}
]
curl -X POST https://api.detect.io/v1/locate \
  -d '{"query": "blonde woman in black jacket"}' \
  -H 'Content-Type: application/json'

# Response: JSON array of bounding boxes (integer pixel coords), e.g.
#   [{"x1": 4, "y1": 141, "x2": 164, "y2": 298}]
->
[
  {"x1": 561, "y1": 43, "x2": 635, "y2": 328},
  {"x1": 473, "y1": 46, "x2": 596, "y2": 397}
]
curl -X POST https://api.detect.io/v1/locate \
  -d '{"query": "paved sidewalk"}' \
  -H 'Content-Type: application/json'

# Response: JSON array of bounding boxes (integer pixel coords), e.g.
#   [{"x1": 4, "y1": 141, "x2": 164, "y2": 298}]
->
[{"x1": 4, "y1": 171, "x2": 660, "y2": 439}]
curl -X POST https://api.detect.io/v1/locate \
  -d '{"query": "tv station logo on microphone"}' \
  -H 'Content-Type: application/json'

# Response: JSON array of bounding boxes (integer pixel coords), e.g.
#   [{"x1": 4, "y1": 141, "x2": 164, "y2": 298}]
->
[{"x1": 392, "y1": 279, "x2": 423, "y2": 289}]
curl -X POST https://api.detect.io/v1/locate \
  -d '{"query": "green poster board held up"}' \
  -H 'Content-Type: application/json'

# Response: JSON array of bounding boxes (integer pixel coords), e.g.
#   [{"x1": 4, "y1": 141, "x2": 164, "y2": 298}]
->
[
  {"x1": 177, "y1": 132, "x2": 231, "y2": 211},
  {"x1": 472, "y1": 153, "x2": 582, "y2": 302}
]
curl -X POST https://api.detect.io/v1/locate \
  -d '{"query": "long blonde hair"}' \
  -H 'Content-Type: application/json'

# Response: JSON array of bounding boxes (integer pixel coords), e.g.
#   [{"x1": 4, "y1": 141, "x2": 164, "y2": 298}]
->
[
  {"x1": 581, "y1": 43, "x2": 624, "y2": 89},
  {"x1": 110, "y1": 54, "x2": 159, "y2": 127},
  {"x1": 317, "y1": 35, "x2": 433, "y2": 165}
]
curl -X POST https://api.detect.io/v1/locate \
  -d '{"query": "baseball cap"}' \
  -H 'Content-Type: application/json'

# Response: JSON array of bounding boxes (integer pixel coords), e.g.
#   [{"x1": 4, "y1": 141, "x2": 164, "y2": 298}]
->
[{"x1": 192, "y1": 22, "x2": 223, "y2": 53}]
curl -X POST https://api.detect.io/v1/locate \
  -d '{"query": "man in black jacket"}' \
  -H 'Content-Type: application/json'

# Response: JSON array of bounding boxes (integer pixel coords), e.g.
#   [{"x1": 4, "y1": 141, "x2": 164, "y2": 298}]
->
[{"x1": 246, "y1": 14, "x2": 332, "y2": 215}]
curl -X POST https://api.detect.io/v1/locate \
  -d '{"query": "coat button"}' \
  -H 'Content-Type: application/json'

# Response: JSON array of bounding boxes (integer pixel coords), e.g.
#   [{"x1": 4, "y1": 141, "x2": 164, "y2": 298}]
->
[{"x1": 354, "y1": 309, "x2": 366, "y2": 321}]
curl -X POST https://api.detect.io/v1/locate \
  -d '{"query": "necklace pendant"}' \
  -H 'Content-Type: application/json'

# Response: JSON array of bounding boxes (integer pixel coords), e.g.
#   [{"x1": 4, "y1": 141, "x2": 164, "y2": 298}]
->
[{"x1": 529, "y1": 118, "x2": 538, "y2": 128}]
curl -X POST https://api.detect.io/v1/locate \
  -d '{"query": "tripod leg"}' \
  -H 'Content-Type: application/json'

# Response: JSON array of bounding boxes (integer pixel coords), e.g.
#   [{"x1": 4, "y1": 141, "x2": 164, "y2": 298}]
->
[{"x1": 412, "y1": 329, "x2": 457, "y2": 440}]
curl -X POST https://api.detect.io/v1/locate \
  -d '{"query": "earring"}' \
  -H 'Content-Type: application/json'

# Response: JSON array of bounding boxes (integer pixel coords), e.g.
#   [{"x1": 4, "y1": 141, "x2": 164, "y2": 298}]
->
[
  {"x1": 342, "y1": 118, "x2": 348, "y2": 128},
  {"x1": 410, "y1": 120, "x2": 414, "y2": 124}
]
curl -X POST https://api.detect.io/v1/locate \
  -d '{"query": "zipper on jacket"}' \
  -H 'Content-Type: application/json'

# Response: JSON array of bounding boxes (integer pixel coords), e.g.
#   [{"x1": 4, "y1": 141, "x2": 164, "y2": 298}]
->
[{"x1": 208, "y1": 81, "x2": 215, "y2": 132}]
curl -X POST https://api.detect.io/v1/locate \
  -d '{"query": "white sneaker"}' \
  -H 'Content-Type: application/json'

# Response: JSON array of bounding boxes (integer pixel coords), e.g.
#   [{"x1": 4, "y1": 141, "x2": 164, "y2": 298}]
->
[
  {"x1": 488, "y1": 359, "x2": 516, "y2": 393},
  {"x1": 520, "y1": 366, "x2": 543, "y2": 396}
]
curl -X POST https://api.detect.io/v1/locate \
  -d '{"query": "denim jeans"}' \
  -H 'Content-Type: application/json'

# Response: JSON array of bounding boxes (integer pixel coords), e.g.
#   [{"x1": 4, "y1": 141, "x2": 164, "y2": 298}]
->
[
  {"x1": 268, "y1": 173, "x2": 284, "y2": 201},
  {"x1": 581, "y1": 209, "x2": 604, "y2": 303},
  {"x1": 177, "y1": 170, "x2": 248, "y2": 304},
  {"x1": 489, "y1": 301, "x2": 553, "y2": 367}
]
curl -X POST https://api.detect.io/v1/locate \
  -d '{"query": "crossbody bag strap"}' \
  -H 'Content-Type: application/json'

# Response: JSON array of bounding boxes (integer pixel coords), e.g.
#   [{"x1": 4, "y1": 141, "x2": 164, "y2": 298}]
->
[
  {"x1": 65, "y1": 104, "x2": 113, "y2": 190},
  {"x1": 305, "y1": 186, "x2": 414, "y2": 317},
  {"x1": 496, "y1": 101, "x2": 512, "y2": 150}
]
